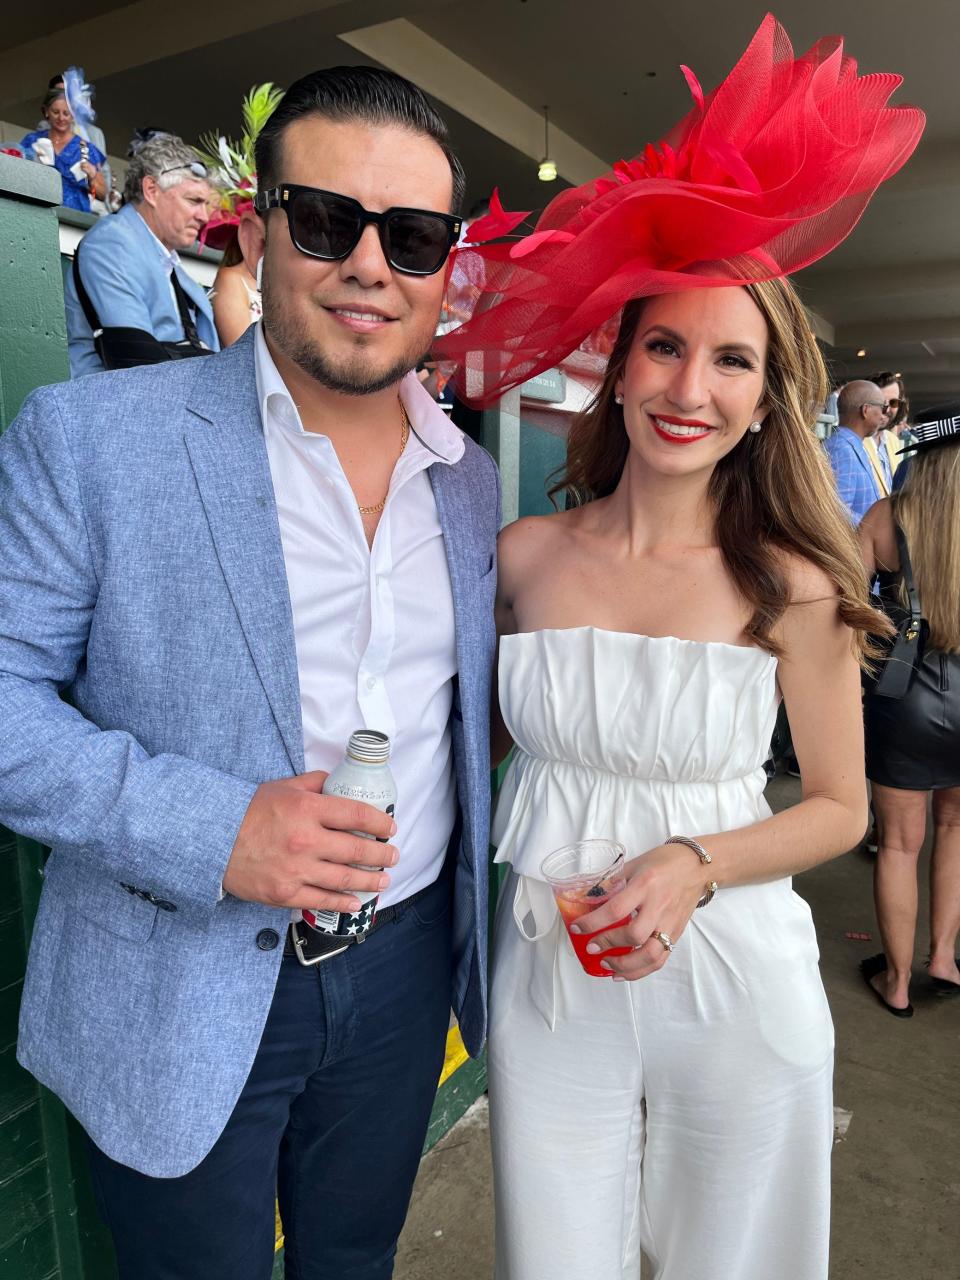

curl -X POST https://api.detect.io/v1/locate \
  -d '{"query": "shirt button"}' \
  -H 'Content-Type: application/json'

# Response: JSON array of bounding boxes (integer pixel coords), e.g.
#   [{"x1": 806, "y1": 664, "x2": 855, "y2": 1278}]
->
[
  {"x1": 366, "y1": 676, "x2": 377, "y2": 690},
  {"x1": 256, "y1": 929, "x2": 280, "y2": 951}
]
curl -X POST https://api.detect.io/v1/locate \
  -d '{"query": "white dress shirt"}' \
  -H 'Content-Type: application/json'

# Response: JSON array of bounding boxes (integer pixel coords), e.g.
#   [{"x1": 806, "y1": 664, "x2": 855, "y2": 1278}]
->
[{"x1": 255, "y1": 324, "x2": 465, "y2": 906}]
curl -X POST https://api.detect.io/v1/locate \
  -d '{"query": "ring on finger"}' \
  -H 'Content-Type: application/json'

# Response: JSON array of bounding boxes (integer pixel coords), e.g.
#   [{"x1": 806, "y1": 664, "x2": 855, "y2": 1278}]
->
[{"x1": 651, "y1": 930, "x2": 674, "y2": 953}]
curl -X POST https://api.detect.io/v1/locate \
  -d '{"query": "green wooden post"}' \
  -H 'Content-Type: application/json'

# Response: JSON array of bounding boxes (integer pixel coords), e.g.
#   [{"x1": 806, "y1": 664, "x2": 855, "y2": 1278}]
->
[
  {"x1": 0, "y1": 155, "x2": 69, "y2": 427},
  {"x1": 0, "y1": 155, "x2": 116, "y2": 1280}
]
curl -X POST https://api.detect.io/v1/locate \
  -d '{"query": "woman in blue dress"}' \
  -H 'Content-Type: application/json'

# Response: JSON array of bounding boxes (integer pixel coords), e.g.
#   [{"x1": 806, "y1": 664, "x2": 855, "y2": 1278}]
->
[{"x1": 20, "y1": 86, "x2": 106, "y2": 213}]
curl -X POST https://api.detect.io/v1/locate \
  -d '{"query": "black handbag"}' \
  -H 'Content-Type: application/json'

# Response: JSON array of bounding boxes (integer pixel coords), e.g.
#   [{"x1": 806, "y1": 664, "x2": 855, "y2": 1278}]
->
[
  {"x1": 71, "y1": 244, "x2": 212, "y2": 370},
  {"x1": 871, "y1": 524, "x2": 928, "y2": 700}
]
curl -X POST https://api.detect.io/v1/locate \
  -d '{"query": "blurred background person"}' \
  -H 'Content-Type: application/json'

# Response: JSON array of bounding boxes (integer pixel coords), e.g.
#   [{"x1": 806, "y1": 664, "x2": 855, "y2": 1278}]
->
[
  {"x1": 208, "y1": 219, "x2": 262, "y2": 346},
  {"x1": 864, "y1": 370, "x2": 910, "y2": 494},
  {"x1": 20, "y1": 82, "x2": 106, "y2": 212},
  {"x1": 64, "y1": 134, "x2": 217, "y2": 375},
  {"x1": 824, "y1": 379, "x2": 887, "y2": 524},
  {"x1": 47, "y1": 69, "x2": 116, "y2": 212},
  {"x1": 196, "y1": 83, "x2": 281, "y2": 347},
  {"x1": 858, "y1": 403, "x2": 960, "y2": 1016}
]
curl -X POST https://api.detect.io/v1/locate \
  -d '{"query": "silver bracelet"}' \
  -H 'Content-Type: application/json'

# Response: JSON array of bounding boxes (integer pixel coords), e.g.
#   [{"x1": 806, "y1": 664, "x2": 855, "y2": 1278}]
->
[{"x1": 665, "y1": 835, "x2": 719, "y2": 909}]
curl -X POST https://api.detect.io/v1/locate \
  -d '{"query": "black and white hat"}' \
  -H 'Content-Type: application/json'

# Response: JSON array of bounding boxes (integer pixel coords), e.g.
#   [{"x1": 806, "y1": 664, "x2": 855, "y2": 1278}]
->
[{"x1": 897, "y1": 402, "x2": 960, "y2": 456}]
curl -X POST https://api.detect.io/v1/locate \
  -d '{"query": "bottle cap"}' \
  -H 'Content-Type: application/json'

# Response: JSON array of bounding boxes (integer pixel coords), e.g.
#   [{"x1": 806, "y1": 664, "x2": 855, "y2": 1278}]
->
[{"x1": 346, "y1": 729, "x2": 391, "y2": 764}]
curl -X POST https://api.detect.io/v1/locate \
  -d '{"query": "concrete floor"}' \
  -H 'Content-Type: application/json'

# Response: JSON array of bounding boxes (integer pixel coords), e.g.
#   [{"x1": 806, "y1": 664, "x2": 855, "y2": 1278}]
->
[{"x1": 395, "y1": 776, "x2": 960, "y2": 1280}]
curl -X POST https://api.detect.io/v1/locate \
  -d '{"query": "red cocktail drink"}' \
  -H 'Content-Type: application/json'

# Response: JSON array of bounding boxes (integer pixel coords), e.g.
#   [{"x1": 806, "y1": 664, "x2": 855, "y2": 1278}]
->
[{"x1": 542, "y1": 840, "x2": 633, "y2": 978}]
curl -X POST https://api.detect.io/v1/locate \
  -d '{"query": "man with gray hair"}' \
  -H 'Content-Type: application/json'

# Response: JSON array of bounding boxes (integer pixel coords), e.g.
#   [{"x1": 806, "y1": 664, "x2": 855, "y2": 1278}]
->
[
  {"x1": 64, "y1": 134, "x2": 219, "y2": 376},
  {"x1": 824, "y1": 379, "x2": 887, "y2": 524}
]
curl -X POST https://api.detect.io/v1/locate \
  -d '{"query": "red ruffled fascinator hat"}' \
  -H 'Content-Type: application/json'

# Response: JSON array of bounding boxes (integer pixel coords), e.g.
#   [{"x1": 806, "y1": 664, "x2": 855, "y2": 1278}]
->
[{"x1": 436, "y1": 14, "x2": 925, "y2": 404}]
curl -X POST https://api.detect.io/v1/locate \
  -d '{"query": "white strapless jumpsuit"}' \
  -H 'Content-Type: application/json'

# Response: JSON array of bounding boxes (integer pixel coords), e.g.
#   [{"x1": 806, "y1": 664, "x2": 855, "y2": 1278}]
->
[{"x1": 489, "y1": 628, "x2": 834, "y2": 1280}]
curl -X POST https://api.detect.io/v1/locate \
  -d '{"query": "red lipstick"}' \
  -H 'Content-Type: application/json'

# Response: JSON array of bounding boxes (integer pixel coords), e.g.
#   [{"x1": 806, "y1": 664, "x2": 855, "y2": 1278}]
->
[{"x1": 648, "y1": 413, "x2": 716, "y2": 445}]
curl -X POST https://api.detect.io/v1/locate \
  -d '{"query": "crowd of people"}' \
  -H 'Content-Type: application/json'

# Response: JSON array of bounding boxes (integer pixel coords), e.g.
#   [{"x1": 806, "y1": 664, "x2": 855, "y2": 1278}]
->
[
  {"x1": 0, "y1": 16, "x2": 957, "y2": 1280},
  {"x1": 819, "y1": 370, "x2": 960, "y2": 1016}
]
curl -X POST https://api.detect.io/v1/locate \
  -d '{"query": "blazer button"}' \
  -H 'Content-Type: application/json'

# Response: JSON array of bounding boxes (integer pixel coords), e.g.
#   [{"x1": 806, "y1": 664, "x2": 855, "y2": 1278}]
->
[{"x1": 256, "y1": 929, "x2": 280, "y2": 951}]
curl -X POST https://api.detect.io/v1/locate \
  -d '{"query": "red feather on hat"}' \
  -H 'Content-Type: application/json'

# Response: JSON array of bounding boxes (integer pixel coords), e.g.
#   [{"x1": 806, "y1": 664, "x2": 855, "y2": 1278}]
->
[{"x1": 437, "y1": 14, "x2": 925, "y2": 404}]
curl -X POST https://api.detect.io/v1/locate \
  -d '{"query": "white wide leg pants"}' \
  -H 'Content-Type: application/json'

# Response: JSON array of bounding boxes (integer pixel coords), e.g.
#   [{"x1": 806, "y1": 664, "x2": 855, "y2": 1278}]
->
[{"x1": 488, "y1": 873, "x2": 834, "y2": 1280}]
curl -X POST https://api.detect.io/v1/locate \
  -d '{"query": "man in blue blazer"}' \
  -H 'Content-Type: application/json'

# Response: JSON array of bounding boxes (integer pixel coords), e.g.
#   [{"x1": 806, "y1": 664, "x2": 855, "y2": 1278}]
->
[
  {"x1": 823, "y1": 379, "x2": 887, "y2": 525},
  {"x1": 0, "y1": 68, "x2": 498, "y2": 1279},
  {"x1": 64, "y1": 133, "x2": 219, "y2": 377}
]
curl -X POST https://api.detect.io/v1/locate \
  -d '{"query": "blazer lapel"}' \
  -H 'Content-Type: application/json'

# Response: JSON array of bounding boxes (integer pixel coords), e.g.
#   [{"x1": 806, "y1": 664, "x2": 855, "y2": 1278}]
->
[
  {"x1": 183, "y1": 336, "x2": 304, "y2": 772},
  {"x1": 177, "y1": 265, "x2": 216, "y2": 328},
  {"x1": 430, "y1": 459, "x2": 489, "y2": 790}
]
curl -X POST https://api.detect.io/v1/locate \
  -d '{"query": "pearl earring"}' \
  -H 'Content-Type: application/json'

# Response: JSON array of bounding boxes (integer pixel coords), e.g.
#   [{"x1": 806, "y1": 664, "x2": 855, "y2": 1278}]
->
[
  {"x1": 615, "y1": 393, "x2": 624, "y2": 405},
  {"x1": 748, "y1": 420, "x2": 763, "y2": 433}
]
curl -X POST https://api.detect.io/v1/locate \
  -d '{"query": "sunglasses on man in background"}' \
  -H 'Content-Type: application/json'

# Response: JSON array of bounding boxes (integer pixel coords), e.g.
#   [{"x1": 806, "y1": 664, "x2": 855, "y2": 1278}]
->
[{"x1": 157, "y1": 161, "x2": 210, "y2": 182}]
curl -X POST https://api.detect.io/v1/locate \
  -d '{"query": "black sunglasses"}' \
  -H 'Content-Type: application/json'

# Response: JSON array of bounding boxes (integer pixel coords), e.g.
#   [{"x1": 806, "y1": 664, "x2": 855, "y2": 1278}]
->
[{"x1": 254, "y1": 184, "x2": 461, "y2": 276}]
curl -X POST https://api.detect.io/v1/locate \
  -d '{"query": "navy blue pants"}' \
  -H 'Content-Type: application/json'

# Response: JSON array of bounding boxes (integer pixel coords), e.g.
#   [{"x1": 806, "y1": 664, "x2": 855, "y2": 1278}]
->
[{"x1": 86, "y1": 876, "x2": 453, "y2": 1279}]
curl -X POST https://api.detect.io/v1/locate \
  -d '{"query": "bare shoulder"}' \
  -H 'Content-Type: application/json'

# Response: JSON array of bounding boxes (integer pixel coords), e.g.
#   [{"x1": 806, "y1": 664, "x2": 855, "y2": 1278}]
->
[
  {"x1": 859, "y1": 496, "x2": 892, "y2": 535},
  {"x1": 212, "y1": 264, "x2": 248, "y2": 297},
  {"x1": 774, "y1": 548, "x2": 841, "y2": 607},
  {"x1": 772, "y1": 549, "x2": 859, "y2": 667},
  {"x1": 497, "y1": 511, "x2": 574, "y2": 604},
  {"x1": 498, "y1": 511, "x2": 572, "y2": 565}
]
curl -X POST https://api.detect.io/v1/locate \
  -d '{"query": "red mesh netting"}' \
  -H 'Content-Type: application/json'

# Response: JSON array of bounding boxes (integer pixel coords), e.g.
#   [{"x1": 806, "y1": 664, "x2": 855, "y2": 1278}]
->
[{"x1": 435, "y1": 13, "x2": 925, "y2": 405}]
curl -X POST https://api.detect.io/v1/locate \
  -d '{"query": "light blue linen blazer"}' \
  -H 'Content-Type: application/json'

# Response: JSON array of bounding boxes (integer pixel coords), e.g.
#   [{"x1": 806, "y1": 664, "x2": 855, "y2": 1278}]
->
[
  {"x1": 63, "y1": 202, "x2": 220, "y2": 378},
  {"x1": 823, "y1": 426, "x2": 882, "y2": 526},
  {"x1": 0, "y1": 331, "x2": 499, "y2": 1176}
]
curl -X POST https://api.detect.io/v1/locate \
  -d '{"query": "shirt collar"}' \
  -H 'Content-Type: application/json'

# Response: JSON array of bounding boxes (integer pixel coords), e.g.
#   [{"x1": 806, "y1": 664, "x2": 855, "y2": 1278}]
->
[{"x1": 254, "y1": 322, "x2": 464, "y2": 465}]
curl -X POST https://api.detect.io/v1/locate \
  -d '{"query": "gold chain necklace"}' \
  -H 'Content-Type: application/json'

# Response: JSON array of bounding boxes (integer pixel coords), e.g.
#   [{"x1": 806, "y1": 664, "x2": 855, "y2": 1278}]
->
[{"x1": 357, "y1": 404, "x2": 410, "y2": 516}]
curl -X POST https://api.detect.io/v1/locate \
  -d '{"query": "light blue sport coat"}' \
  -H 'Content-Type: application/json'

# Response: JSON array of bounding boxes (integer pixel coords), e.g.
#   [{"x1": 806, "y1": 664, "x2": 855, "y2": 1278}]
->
[
  {"x1": 64, "y1": 202, "x2": 220, "y2": 378},
  {"x1": 0, "y1": 331, "x2": 499, "y2": 1177},
  {"x1": 823, "y1": 426, "x2": 882, "y2": 526}
]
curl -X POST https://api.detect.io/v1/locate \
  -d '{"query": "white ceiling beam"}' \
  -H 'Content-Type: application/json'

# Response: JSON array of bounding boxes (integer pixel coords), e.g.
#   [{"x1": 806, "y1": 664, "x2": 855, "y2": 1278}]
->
[
  {"x1": 339, "y1": 18, "x2": 609, "y2": 185},
  {"x1": 0, "y1": 0, "x2": 419, "y2": 114},
  {"x1": 829, "y1": 355, "x2": 960, "y2": 374},
  {"x1": 805, "y1": 307, "x2": 835, "y2": 346},
  {"x1": 836, "y1": 316, "x2": 960, "y2": 345},
  {"x1": 802, "y1": 261, "x2": 960, "y2": 302}
]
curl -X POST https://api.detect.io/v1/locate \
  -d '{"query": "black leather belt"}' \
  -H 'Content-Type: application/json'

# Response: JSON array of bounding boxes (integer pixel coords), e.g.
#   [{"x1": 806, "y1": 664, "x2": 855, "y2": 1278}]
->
[{"x1": 284, "y1": 879, "x2": 440, "y2": 966}]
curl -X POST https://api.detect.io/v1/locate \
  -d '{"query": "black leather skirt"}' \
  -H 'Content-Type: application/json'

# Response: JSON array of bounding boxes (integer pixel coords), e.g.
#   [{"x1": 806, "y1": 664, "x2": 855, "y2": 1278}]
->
[{"x1": 865, "y1": 647, "x2": 960, "y2": 789}]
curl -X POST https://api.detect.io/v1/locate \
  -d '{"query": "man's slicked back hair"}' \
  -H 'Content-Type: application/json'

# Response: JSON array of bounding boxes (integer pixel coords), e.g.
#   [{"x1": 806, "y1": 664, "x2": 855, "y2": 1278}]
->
[{"x1": 255, "y1": 66, "x2": 466, "y2": 212}]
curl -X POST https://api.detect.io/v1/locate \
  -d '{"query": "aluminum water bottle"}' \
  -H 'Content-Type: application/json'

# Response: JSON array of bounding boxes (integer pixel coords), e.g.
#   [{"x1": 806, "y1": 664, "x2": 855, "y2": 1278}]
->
[{"x1": 300, "y1": 730, "x2": 396, "y2": 939}]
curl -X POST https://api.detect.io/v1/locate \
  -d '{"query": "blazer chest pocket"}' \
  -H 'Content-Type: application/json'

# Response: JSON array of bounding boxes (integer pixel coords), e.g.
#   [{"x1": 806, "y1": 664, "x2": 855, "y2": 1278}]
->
[
  {"x1": 477, "y1": 551, "x2": 496, "y2": 589},
  {"x1": 45, "y1": 854, "x2": 159, "y2": 944}
]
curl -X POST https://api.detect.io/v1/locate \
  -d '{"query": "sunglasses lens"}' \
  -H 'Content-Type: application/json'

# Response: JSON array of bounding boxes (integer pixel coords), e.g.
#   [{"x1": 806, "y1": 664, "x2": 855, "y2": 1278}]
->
[
  {"x1": 887, "y1": 399, "x2": 900, "y2": 410},
  {"x1": 385, "y1": 212, "x2": 453, "y2": 274},
  {"x1": 290, "y1": 190, "x2": 361, "y2": 259}
]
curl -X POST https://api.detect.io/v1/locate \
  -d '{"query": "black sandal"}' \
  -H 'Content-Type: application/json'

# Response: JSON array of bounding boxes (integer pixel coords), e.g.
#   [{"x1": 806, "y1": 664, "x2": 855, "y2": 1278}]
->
[
  {"x1": 860, "y1": 953, "x2": 914, "y2": 1018},
  {"x1": 925, "y1": 957, "x2": 960, "y2": 997}
]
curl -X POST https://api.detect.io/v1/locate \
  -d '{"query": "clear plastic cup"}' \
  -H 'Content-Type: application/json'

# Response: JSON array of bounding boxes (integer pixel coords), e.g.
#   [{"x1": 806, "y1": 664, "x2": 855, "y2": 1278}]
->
[{"x1": 541, "y1": 840, "x2": 633, "y2": 977}]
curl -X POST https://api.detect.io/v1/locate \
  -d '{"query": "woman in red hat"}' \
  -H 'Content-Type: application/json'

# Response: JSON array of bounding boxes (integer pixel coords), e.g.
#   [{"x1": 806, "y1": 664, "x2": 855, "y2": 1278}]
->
[{"x1": 438, "y1": 16, "x2": 924, "y2": 1279}]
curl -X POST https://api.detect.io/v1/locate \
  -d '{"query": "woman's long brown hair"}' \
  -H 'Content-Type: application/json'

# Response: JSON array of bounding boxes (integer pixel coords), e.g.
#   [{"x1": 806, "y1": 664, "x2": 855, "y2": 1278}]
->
[
  {"x1": 893, "y1": 444, "x2": 960, "y2": 652},
  {"x1": 549, "y1": 278, "x2": 890, "y2": 664}
]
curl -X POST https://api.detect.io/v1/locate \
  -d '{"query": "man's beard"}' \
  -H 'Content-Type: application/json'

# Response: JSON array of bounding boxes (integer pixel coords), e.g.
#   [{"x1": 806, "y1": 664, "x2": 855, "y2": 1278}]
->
[{"x1": 263, "y1": 289, "x2": 433, "y2": 397}]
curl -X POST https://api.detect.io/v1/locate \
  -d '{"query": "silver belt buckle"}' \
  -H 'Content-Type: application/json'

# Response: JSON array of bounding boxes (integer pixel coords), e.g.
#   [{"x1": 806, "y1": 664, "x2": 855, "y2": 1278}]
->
[{"x1": 291, "y1": 920, "x2": 353, "y2": 967}]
